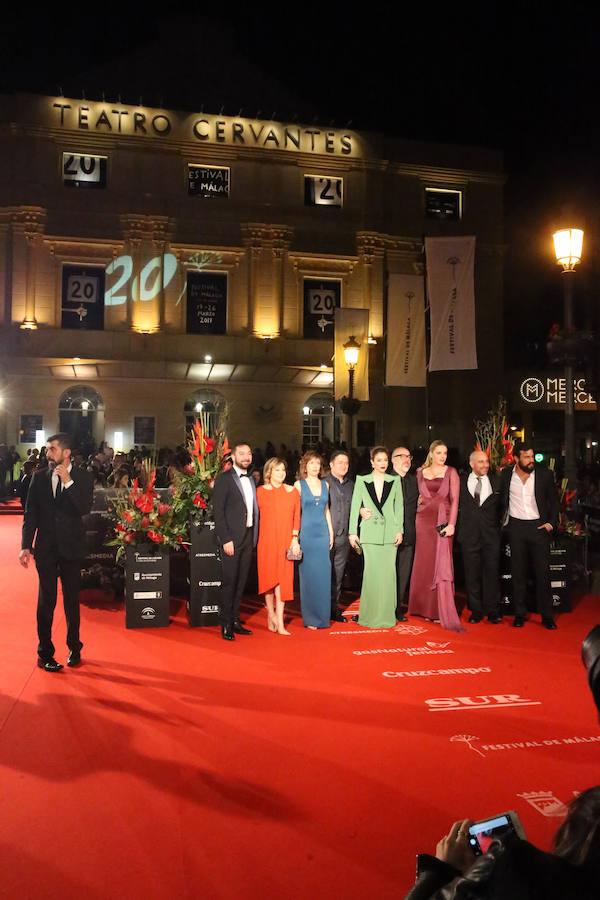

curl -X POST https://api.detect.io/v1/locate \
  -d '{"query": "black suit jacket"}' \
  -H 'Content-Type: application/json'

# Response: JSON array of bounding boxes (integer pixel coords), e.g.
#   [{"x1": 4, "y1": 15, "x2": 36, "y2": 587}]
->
[
  {"x1": 457, "y1": 472, "x2": 502, "y2": 544},
  {"x1": 399, "y1": 472, "x2": 418, "y2": 547},
  {"x1": 22, "y1": 467, "x2": 94, "y2": 561},
  {"x1": 213, "y1": 468, "x2": 259, "y2": 548},
  {"x1": 500, "y1": 465, "x2": 559, "y2": 530}
]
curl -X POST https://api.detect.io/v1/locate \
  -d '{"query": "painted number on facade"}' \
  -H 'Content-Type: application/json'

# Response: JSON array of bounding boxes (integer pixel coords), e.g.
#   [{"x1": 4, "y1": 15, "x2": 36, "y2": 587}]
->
[{"x1": 104, "y1": 254, "x2": 178, "y2": 306}]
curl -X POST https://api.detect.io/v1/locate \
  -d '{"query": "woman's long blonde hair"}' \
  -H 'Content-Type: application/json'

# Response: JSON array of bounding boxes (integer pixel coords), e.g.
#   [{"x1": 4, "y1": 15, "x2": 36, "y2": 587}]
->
[{"x1": 420, "y1": 439, "x2": 447, "y2": 471}]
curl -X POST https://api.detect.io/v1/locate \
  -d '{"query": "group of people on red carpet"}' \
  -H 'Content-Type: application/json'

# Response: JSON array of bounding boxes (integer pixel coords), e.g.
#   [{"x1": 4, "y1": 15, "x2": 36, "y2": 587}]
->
[{"x1": 212, "y1": 436, "x2": 561, "y2": 641}]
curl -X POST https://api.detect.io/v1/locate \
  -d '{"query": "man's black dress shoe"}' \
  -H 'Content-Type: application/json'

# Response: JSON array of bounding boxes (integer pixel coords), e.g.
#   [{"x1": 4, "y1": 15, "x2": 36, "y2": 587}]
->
[
  {"x1": 221, "y1": 624, "x2": 235, "y2": 641},
  {"x1": 38, "y1": 657, "x2": 63, "y2": 672},
  {"x1": 542, "y1": 618, "x2": 557, "y2": 630},
  {"x1": 468, "y1": 613, "x2": 483, "y2": 624},
  {"x1": 351, "y1": 614, "x2": 359, "y2": 622},
  {"x1": 232, "y1": 620, "x2": 252, "y2": 635},
  {"x1": 396, "y1": 615, "x2": 408, "y2": 623},
  {"x1": 513, "y1": 616, "x2": 526, "y2": 628},
  {"x1": 331, "y1": 611, "x2": 346, "y2": 623},
  {"x1": 67, "y1": 651, "x2": 81, "y2": 667},
  {"x1": 487, "y1": 615, "x2": 503, "y2": 624}
]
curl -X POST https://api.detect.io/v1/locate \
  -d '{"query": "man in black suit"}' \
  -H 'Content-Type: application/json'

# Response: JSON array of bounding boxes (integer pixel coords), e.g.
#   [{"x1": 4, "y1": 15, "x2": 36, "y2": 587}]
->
[
  {"x1": 391, "y1": 446, "x2": 418, "y2": 622},
  {"x1": 19, "y1": 433, "x2": 94, "y2": 671},
  {"x1": 324, "y1": 449, "x2": 353, "y2": 623},
  {"x1": 212, "y1": 441, "x2": 258, "y2": 641},
  {"x1": 457, "y1": 450, "x2": 502, "y2": 624},
  {"x1": 500, "y1": 442, "x2": 559, "y2": 629}
]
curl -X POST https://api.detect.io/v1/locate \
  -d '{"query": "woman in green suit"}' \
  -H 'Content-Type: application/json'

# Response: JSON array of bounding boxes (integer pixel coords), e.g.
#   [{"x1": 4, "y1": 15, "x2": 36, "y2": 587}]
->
[{"x1": 349, "y1": 446, "x2": 404, "y2": 628}]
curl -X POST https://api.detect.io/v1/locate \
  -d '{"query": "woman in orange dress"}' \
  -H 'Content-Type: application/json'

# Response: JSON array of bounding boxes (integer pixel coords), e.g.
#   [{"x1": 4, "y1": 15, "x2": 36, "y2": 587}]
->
[{"x1": 256, "y1": 457, "x2": 301, "y2": 635}]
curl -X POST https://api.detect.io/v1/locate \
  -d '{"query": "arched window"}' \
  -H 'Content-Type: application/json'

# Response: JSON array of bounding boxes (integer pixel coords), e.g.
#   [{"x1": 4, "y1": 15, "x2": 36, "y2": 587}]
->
[
  {"x1": 302, "y1": 392, "x2": 339, "y2": 448},
  {"x1": 184, "y1": 389, "x2": 228, "y2": 440},
  {"x1": 58, "y1": 385, "x2": 105, "y2": 453}
]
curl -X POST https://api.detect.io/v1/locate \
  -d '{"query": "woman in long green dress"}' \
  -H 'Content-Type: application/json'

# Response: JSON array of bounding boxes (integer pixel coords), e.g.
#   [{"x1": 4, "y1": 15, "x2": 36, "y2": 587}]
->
[{"x1": 349, "y1": 446, "x2": 404, "y2": 628}]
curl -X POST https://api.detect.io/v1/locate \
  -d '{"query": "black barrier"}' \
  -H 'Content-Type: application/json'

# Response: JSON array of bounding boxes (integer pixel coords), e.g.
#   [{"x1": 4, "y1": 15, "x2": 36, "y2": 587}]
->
[
  {"x1": 188, "y1": 520, "x2": 221, "y2": 626},
  {"x1": 125, "y1": 545, "x2": 170, "y2": 628},
  {"x1": 500, "y1": 537, "x2": 580, "y2": 614},
  {"x1": 81, "y1": 488, "x2": 121, "y2": 602}
]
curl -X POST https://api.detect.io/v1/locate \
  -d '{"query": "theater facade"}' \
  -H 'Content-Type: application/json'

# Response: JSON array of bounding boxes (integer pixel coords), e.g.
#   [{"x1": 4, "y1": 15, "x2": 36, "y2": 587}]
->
[{"x1": 0, "y1": 93, "x2": 504, "y2": 456}]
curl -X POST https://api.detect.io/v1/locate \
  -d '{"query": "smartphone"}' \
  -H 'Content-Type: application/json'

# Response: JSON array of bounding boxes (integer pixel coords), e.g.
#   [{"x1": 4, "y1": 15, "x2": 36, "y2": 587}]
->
[
  {"x1": 468, "y1": 811, "x2": 526, "y2": 855},
  {"x1": 353, "y1": 538, "x2": 362, "y2": 556},
  {"x1": 436, "y1": 522, "x2": 449, "y2": 535}
]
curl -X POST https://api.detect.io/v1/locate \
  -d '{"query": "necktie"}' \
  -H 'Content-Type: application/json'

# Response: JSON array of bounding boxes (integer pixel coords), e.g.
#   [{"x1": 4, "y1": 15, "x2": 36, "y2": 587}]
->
[
  {"x1": 54, "y1": 476, "x2": 62, "y2": 499},
  {"x1": 474, "y1": 476, "x2": 482, "y2": 506}
]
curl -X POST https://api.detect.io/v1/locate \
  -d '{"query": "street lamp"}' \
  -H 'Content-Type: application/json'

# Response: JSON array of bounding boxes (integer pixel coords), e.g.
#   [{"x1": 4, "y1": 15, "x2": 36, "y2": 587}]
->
[
  {"x1": 342, "y1": 335, "x2": 361, "y2": 449},
  {"x1": 553, "y1": 227, "x2": 584, "y2": 488}
]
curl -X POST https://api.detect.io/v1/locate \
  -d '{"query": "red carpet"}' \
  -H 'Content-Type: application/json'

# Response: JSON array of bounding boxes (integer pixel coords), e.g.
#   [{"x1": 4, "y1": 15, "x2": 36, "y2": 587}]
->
[{"x1": 1, "y1": 513, "x2": 598, "y2": 899}]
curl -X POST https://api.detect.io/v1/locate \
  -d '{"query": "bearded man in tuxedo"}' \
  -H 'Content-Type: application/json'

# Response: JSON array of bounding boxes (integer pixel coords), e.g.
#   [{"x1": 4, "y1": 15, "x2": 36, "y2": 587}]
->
[{"x1": 19, "y1": 433, "x2": 93, "y2": 671}]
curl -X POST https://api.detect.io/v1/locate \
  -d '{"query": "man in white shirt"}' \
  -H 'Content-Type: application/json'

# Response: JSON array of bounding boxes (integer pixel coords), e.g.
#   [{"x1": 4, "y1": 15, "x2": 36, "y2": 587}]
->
[
  {"x1": 19, "y1": 433, "x2": 94, "y2": 670},
  {"x1": 500, "y1": 443, "x2": 559, "y2": 629},
  {"x1": 213, "y1": 441, "x2": 259, "y2": 640}
]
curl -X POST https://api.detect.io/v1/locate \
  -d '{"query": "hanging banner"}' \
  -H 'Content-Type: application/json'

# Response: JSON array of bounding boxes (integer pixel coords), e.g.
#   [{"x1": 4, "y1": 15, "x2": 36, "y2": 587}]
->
[
  {"x1": 426, "y1": 236, "x2": 477, "y2": 372},
  {"x1": 334, "y1": 308, "x2": 369, "y2": 401},
  {"x1": 385, "y1": 274, "x2": 426, "y2": 386}
]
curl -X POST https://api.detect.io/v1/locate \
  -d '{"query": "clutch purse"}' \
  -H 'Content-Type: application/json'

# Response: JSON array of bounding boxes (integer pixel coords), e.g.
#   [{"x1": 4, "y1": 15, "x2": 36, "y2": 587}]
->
[{"x1": 286, "y1": 546, "x2": 303, "y2": 561}]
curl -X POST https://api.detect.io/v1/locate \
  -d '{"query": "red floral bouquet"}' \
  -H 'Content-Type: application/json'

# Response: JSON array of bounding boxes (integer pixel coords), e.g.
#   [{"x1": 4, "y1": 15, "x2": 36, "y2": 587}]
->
[
  {"x1": 107, "y1": 468, "x2": 187, "y2": 560},
  {"x1": 170, "y1": 414, "x2": 229, "y2": 538}
]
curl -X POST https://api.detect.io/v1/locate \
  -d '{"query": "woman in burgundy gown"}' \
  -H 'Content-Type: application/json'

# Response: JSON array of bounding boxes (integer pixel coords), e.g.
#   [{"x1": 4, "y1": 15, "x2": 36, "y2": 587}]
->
[{"x1": 408, "y1": 440, "x2": 464, "y2": 632}]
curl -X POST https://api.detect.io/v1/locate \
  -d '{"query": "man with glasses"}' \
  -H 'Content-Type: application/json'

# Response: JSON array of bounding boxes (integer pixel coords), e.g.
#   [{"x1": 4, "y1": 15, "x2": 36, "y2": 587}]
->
[
  {"x1": 391, "y1": 446, "x2": 418, "y2": 622},
  {"x1": 324, "y1": 449, "x2": 354, "y2": 622}
]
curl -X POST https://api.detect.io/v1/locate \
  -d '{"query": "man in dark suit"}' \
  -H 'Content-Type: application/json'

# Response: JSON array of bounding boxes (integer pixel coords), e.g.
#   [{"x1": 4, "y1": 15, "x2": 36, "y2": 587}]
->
[
  {"x1": 391, "y1": 446, "x2": 418, "y2": 622},
  {"x1": 457, "y1": 449, "x2": 502, "y2": 624},
  {"x1": 212, "y1": 441, "x2": 258, "y2": 641},
  {"x1": 500, "y1": 442, "x2": 559, "y2": 629},
  {"x1": 19, "y1": 433, "x2": 94, "y2": 671},
  {"x1": 324, "y1": 449, "x2": 353, "y2": 623}
]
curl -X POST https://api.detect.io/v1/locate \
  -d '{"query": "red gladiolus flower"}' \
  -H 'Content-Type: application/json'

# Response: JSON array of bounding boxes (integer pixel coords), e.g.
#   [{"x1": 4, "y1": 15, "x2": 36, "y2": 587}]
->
[
  {"x1": 123, "y1": 510, "x2": 134, "y2": 522},
  {"x1": 177, "y1": 535, "x2": 183, "y2": 543},
  {"x1": 203, "y1": 436, "x2": 215, "y2": 453},
  {"x1": 192, "y1": 493, "x2": 207, "y2": 508},
  {"x1": 147, "y1": 530, "x2": 163, "y2": 543},
  {"x1": 123, "y1": 532, "x2": 134, "y2": 543},
  {"x1": 158, "y1": 502, "x2": 171, "y2": 516},
  {"x1": 142, "y1": 516, "x2": 150, "y2": 528},
  {"x1": 116, "y1": 523, "x2": 126, "y2": 532},
  {"x1": 135, "y1": 494, "x2": 153, "y2": 513}
]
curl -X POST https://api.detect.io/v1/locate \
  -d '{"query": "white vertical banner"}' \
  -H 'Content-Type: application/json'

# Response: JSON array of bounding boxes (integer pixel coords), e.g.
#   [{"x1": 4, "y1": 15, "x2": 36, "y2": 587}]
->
[
  {"x1": 426, "y1": 236, "x2": 478, "y2": 371},
  {"x1": 334, "y1": 308, "x2": 370, "y2": 401},
  {"x1": 385, "y1": 274, "x2": 426, "y2": 386}
]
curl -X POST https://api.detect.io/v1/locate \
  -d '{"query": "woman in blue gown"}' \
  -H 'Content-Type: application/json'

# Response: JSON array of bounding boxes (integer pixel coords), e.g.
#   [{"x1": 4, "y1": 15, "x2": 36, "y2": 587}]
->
[{"x1": 295, "y1": 451, "x2": 334, "y2": 628}]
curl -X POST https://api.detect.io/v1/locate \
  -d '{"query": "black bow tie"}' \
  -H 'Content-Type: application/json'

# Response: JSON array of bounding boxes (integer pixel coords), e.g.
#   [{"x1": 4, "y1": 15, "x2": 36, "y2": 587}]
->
[{"x1": 238, "y1": 473, "x2": 250, "y2": 478}]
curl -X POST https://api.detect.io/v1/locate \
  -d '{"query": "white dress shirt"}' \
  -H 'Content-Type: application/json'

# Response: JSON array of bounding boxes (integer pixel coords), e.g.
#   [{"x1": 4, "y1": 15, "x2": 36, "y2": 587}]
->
[
  {"x1": 52, "y1": 462, "x2": 73, "y2": 497},
  {"x1": 509, "y1": 467, "x2": 540, "y2": 520},
  {"x1": 233, "y1": 464, "x2": 253, "y2": 527},
  {"x1": 467, "y1": 472, "x2": 493, "y2": 504}
]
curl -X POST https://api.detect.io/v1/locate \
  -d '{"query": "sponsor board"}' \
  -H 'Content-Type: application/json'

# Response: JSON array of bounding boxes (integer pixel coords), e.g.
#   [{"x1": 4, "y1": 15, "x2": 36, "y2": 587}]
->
[
  {"x1": 383, "y1": 666, "x2": 491, "y2": 679},
  {"x1": 133, "y1": 590, "x2": 163, "y2": 600},
  {"x1": 451, "y1": 733, "x2": 600, "y2": 757},
  {"x1": 427, "y1": 694, "x2": 541, "y2": 712}
]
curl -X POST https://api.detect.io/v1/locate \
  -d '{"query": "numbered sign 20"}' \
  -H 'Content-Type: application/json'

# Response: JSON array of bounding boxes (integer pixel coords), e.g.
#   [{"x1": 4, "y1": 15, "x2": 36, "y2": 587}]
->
[
  {"x1": 62, "y1": 152, "x2": 107, "y2": 188},
  {"x1": 303, "y1": 278, "x2": 341, "y2": 340},
  {"x1": 304, "y1": 175, "x2": 343, "y2": 207},
  {"x1": 61, "y1": 265, "x2": 105, "y2": 329}
]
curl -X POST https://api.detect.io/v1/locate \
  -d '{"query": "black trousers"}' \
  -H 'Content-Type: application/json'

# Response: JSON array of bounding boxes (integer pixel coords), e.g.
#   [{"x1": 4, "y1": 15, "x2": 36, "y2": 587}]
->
[
  {"x1": 36, "y1": 555, "x2": 83, "y2": 660},
  {"x1": 508, "y1": 517, "x2": 553, "y2": 619},
  {"x1": 219, "y1": 527, "x2": 253, "y2": 626},
  {"x1": 330, "y1": 534, "x2": 350, "y2": 615},
  {"x1": 396, "y1": 544, "x2": 415, "y2": 617},
  {"x1": 461, "y1": 537, "x2": 501, "y2": 616}
]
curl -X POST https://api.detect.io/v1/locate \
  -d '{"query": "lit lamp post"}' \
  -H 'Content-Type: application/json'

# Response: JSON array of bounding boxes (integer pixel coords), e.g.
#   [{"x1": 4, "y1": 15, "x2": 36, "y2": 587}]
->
[
  {"x1": 341, "y1": 335, "x2": 361, "y2": 450},
  {"x1": 553, "y1": 227, "x2": 584, "y2": 488}
]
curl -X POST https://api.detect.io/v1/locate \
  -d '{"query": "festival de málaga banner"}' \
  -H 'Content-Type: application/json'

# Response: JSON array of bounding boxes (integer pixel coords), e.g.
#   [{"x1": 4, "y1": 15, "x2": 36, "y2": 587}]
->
[
  {"x1": 385, "y1": 274, "x2": 426, "y2": 387},
  {"x1": 334, "y1": 308, "x2": 370, "y2": 401},
  {"x1": 426, "y1": 236, "x2": 477, "y2": 372}
]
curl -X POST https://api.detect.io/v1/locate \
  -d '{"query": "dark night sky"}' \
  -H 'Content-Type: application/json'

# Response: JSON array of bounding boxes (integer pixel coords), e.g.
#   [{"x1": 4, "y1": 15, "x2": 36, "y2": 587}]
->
[{"x1": 2, "y1": 4, "x2": 598, "y2": 364}]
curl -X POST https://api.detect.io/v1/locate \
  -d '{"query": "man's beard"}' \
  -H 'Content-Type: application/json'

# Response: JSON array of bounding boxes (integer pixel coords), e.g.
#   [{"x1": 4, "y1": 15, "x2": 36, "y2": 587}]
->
[{"x1": 520, "y1": 462, "x2": 534, "y2": 473}]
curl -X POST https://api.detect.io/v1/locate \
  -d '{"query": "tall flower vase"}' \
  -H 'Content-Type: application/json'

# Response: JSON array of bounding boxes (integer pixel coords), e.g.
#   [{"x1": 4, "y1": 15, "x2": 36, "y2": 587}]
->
[{"x1": 125, "y1": 543, "x2": 170, "y2": 628}]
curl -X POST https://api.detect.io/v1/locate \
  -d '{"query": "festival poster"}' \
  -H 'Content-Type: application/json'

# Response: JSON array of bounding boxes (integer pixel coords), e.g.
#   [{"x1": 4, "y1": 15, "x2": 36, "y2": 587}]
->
[
  {"x1": 385, "y1": 274, "x2": 426, "y2": 386},
  {"x1": 426, "y1": 236, "x2": 477, "y2": 371},
  {"x1": 186, "y1": 272, "x2": 227, "y2": 334}
]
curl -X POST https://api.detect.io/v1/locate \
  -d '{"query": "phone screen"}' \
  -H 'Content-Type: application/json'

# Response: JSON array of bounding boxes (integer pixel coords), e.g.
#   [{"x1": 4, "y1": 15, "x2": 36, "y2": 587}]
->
[{"x1": 468, "y1": 814, "x2": 515, "y2": 855}]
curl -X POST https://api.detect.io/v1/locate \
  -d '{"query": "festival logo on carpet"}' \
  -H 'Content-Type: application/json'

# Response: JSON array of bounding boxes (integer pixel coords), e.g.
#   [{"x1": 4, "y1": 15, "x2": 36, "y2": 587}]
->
[
  {"x1": 450, "y1": 734, "x2": 600, "y2": 756},
  {"x1": 517, "y1": 791, "x2": 568, "y2": 817},
  {"x1": 353, "y1": 643, "x2": 455, "y2": 657},
  {"x1": 426, "y1": 694, "x2": 541, "y2": 711},
  {"x1": 333, "y1": 625, "x2": 428, "y2": 636}
]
